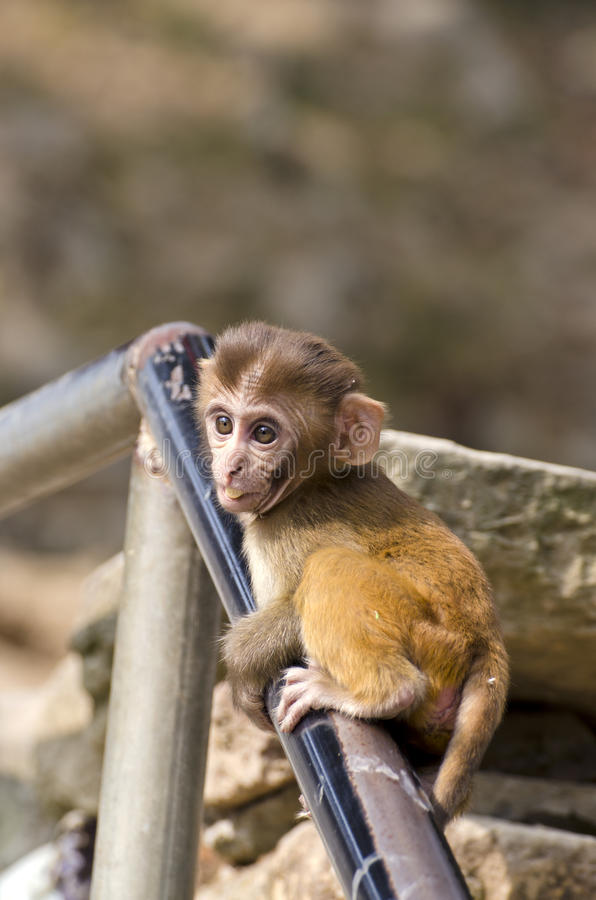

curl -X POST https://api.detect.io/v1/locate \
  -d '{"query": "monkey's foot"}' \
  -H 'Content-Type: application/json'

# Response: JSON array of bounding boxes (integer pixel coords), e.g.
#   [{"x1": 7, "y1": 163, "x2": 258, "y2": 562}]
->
[
  {"x1": 276, "y1": 664, "x2": 330, "y2": 732},
  {"x1": 277, "y1": 663, "x2": 423, "y2": 731}
]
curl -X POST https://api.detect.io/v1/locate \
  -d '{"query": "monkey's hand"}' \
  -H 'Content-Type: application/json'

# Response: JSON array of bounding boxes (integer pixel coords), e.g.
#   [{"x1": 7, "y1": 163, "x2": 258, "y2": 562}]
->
[
  {"x1": 228, "y1": 677, "x2": 274, "y2": 732},
  {"x1": 222, "y1": 598, "x2": 304, "y2": 732}
]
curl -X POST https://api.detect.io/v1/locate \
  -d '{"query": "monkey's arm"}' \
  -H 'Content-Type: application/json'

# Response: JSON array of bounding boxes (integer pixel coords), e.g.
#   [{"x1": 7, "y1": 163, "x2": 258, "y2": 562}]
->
[{"x1": 222, "y1": 597, "x2": 304, "y2": 730}]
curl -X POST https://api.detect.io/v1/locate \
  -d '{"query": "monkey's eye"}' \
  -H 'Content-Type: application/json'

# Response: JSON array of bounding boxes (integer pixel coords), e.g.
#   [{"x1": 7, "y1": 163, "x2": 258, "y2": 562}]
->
[
  {"x1": 253, "y1": 424, "x2": 276, "y2": 445},
  {"x1": 215, "y1": 415, "x2": 233, "y2": 435}
]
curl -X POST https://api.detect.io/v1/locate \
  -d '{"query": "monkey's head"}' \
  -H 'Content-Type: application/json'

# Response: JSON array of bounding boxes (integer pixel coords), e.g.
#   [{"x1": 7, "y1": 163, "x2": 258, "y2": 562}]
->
[{"x1": 196, "y1": 322, "x2": 385, "y2": 516}]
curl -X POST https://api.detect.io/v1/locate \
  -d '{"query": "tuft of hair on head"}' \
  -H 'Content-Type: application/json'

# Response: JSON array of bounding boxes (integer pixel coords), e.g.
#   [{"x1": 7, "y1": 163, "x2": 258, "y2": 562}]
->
[{"x1": 203, "y1": 321, "x2": 364, "y2": 407}]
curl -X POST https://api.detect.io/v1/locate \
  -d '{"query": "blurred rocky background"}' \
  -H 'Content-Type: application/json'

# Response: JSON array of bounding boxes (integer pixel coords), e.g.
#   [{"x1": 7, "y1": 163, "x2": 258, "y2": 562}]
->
[
  {"x1": 2, "y1": 0, "x2": 596, "y2": 473},
  {"x1": 1, "y1": 0, "x2": 595, "y2": 897},
  {"x1": 2, "y1": 442, "x2": 596, "y2": 899}
]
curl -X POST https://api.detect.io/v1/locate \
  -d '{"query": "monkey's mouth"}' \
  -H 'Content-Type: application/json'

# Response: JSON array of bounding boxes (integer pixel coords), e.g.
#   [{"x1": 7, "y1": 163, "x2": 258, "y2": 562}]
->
[
  {"x1": 216, "y1": 478, "x2": 295, "y2": 515},
  {"x1": 224, "y1": 486, "x2": 245, "y2": 500},
  {"x1": 216, "y1": 482, "x2": 264, "y2": 512}
]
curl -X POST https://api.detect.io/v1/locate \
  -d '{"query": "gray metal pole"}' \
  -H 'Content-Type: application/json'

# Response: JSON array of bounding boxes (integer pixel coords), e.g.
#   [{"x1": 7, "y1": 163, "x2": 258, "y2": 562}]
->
[
  {"x1": 0, "y1": 344, "x2": 139, "y2": 518},
  {"x1": 90, "y1": 422, "x2": 220, "y2": 900},
  {"x1": 0, "y1": 321, "x2": 207, "y2": 520}
]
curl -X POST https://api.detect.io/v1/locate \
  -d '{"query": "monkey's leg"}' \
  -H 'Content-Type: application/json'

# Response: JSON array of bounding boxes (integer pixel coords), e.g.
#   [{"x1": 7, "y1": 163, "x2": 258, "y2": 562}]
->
[{"x1": 277, "y1": 659, "x2": 424, "y2": 733}]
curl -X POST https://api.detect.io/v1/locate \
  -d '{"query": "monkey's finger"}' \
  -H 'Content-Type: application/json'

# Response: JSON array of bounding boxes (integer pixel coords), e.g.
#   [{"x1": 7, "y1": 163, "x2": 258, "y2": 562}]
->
[
  {"x1": 276, "y1": 704, "x2": 310, "y2": 732},
  {"x1": 282, "y1": 665, "x2": 316, "y2": 686},
  {"x1": 276, "y1": 682, "x2": 319, "y2": 732}
]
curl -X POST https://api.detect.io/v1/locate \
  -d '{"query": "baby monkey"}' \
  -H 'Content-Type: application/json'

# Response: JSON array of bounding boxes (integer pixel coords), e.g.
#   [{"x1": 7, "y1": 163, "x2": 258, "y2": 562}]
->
[{"x1": 196, "y1": 321, "x2": 508, "y2": 825}]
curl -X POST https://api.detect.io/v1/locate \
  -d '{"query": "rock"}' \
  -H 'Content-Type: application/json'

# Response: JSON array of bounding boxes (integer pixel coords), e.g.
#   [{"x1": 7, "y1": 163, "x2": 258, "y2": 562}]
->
[
  {"x1": 0, "y1": 776, "x2": 56, "y2": 870},
  {"x1": 198, "y1": 813, "x2": 596, "y2": 900},
  {"x1": 196, "y1": 821, "x2": 343, "y2": 900},
  {"x1": 0, "y1": 627, "x2": 97, "y2": 871},
  {"x1": 0, "y1": 556, "x2": 121, "y2": 821},
  {"x1": 33, "y1": 656, "x2": 93, "y2": 746},
  {"x1": 0, "y1": 636, "x2": 56, "y2": 690},
  {"x1": 203, "y1": 783, "x2": 302, "y2": 865},
  {"x1": 203, "y1": 681, "x2": 295, "y2": 811},
  {"x1": 482, "y1": 708, "x2": 596, "y2": 782},
  {"x1": 470, "y1": 772, "x2": 596, "y2": 836},
  {"x1": 0, "y1": 548, "x2": 100, "y2": 691},
  {"x1": 0, "y1": 651, "x2": 101, "y2": 870},
  {"x1": 73, "y1": 553, "x2": 123, "y2": 633},
  {"x1": 378, "y1": 430, "x2": 596, "y2": 714},
  {"x1": 198, "y1": 812, "x2": 596, "y2": 900},
  {"x1": 0, "y1": 812, "x2": 95, "y2": 900},
  {"x1": 35, "y1": 706, "x2": 107, "y2": 815},
  {"x1": 0, "y1": 654, "x2": 92, "y2": 782},
  {"x1": 0, "y1": 548, "x2": 96, "y2": 661},
  {"x1": 70, "y1": 554, "x2": 123, "y2": 705},
  {"x1": 71, "y1": 613, "x2": 116, "y2": 705},
  {"x1": 446, "y1": 815, "x2": 596, "y2": 899}
]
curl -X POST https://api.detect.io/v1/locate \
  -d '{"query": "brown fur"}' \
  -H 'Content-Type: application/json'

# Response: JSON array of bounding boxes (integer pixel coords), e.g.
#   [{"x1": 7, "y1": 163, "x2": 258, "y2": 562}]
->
[{"x1": 197, "y1": 322, "x2": 509, "y2": 826}]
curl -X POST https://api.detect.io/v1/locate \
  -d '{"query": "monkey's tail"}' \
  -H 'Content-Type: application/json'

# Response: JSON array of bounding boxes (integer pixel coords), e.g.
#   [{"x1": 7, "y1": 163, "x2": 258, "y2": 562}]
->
[{"x1": 431, "y1": 639, "x2": 509, "y2": 827}]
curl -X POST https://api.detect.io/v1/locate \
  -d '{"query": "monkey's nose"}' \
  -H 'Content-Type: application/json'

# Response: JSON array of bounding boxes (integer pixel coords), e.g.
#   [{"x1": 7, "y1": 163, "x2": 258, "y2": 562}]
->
[{"x1": 225, "y1": 453, "x2": 245, "y2": 477}]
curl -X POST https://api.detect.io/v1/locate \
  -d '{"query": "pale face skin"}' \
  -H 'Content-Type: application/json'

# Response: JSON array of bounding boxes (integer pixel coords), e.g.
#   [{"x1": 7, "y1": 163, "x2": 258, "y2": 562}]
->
[
  {"x1": 202, "y1": 384, "x2": 385, "y2": 518},
  {"x1": 203, "y1": 393, "x2": 299, "y2": 516}
]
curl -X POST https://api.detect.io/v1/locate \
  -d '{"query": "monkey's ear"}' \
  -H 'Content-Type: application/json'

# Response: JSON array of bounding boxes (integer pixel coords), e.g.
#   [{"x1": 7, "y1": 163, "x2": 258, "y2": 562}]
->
[{"x1": 334, "y1": 393, "x2": 385, "y2": 464}]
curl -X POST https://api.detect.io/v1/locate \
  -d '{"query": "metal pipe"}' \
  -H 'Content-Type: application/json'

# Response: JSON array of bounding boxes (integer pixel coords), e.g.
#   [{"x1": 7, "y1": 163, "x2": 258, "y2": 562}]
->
[
  {"x1": 90, "y1": 422, "x2": 221, "y2": 900},
  {"x1": 0, "y1": 321, "x2": 209, "y2": 520},
  {"x1": 274, "y1": 706, "x2": 471, "y2": 899},
  {"x1": 0, "y1": 344, "x2": 139, "y2": 519},
  {"x1": 131, "y1": 329, "x2": 472, "y2": 900},
  {"x1": 130, "y1": 324, "x2": 253, "y2": 619}
]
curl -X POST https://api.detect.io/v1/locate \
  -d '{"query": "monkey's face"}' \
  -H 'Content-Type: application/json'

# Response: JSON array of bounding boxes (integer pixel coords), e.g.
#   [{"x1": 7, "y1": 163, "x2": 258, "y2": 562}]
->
[
  {"x1": 202, "y1": 392, "x2": 301, "y2": 516},
  {"x1": 196, "y1": 323, "x2": 385, "y2": 516}
]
